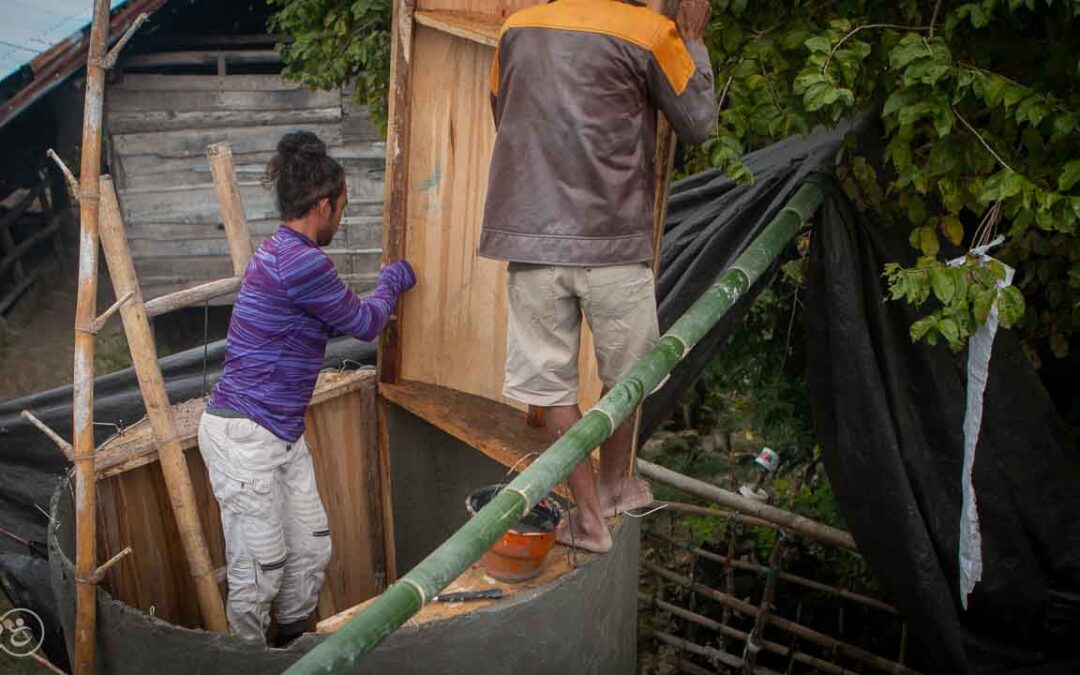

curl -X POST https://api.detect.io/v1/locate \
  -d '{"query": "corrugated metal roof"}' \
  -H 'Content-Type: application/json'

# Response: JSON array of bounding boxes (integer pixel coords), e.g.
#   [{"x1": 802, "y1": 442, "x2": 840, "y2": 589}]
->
[{"x1": 0, "y1": 0, "x2": 129, "y2": 83}]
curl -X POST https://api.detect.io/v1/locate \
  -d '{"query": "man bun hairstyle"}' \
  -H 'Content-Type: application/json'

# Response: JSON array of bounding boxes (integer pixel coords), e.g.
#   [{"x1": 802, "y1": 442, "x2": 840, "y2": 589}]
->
[{"x1": 265, "y1": 130, "x2": 346, "y2": 221}]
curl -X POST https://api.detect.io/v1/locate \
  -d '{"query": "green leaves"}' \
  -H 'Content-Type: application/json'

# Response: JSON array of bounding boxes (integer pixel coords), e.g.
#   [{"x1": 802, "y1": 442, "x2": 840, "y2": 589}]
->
[
  {"x1": 1060, "y1": 160, "x2": 1080, "y2": 193},
  {"x1": 997, "y1": 286, "x2": 1026, "y2": 327},
  {"x1": 910, "y1": 225, "x2": 940, "y2": 256},
  {"x1": 675, "y1": 0, "x2": 1079, "y2": 355}
]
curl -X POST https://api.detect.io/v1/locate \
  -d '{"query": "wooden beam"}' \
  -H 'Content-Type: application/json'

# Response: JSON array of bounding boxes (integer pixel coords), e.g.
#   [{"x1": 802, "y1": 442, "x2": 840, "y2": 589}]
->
[
  {"x1": 93, "y1": 371, "x2": 375, "y2": 479},
  {"x1": 206, "y1": 142, "x2": 254, "y2": 275},
  {"x1": 379, "y1": 380, "x2": 579, "y2": 499},
  {"x1": 376, "y1": 0, "x2": 417, "y2": 386},
  {"x1": 413, "y1": 11, "x2": 502, "y2": 48},
  {"x1": 97, "y1": 175, "x2": 228, "y2": 633},
  {"x1": 122, "y1": 49, "x2": 281, "y2": 68}
]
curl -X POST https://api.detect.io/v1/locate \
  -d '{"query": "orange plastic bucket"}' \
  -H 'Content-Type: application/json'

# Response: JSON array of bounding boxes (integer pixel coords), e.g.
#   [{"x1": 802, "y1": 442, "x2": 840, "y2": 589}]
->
[{"x1": 466, "y1": 485, "x2": 563, "y2": 583}]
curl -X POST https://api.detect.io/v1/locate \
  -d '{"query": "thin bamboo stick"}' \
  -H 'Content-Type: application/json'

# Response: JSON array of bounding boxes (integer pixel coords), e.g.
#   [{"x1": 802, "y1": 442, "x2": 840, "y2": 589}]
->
[
  {"x1": 644, "y1": 627, "x2": 749, "y2": 671},
  {"x1": 647, "y1": 531, "x2": 896, "y2": 614},
  {"x1": 20, "y1": 410, "x2": 74, "y2": 461},
  {"x1": 71, "y1": 2, "x2": 112, "y2": 671},
  {"x1": 639, "y1": 592, "x2": 853, "y2": 675},
  {"x1": 143, "y1": 276, "x2": 241, "y2": 317},
  {"x1": 743, "y1": 534, "x2": 784, "y2": 672},
  {"x1": 97, "y1": 176, "x2": 228, "y2": 633},
  {"x1": 206, "y1": 142, "x2": 253, "y2": 275},
  {"x1": 644, "y1": 562, "x2": 917, "y2": 675},
  {"x1": 284, "y1": 183, "x2": 824, "y2": 674},
  {"x1": 638, "y1": 460, "x2": 857, "y2": 550}
]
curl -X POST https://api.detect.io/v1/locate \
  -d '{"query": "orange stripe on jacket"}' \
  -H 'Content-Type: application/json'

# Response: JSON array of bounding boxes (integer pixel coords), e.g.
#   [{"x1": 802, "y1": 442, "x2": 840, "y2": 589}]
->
[{"x1": 491, "y1": 0, "x2": 696, "y2": 97}]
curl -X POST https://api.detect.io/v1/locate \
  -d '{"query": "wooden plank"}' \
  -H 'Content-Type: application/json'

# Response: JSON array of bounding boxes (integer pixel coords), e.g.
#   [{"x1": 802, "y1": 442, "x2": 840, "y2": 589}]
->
[
  {"x1": 111, "y1": 123, "x2": 345, "y2": 159},
  {"x1": 380, "y1": 379, "x2": 586, "y2": 493},
  {"x1": 116, "y1": 174, "x2": 381, "y2": 228},
  {"x1": 121, "y1": 49, "x2": 282, "y2": 69},
  {"x1": 414, "y1": 10, "x2": 503, "y2": 47},
  {"x1": 114, "y1": 145, "x2": 385, "y2": 181},
  {"x1": 106, "y1": 107, "x2": 342, "y2": 134},
  {"x1": 105, "y1": 87, "x2": 341, "y2": 113},
  {"x1": 125, "y1": 213, "x2": 382, "y2": 244},
  {"x1": 415, "y1": 0, "x2": 535, "y2": 15},
  {"x1": 113, "y1": 73, "x2": 305, "y2": 91},
  {"x1": 304, "y1": 374, "x2": 386, "y2": 618},
  {"x1": 376, "y1": 0, "x2": 418, "y2": 385},
  {"x1": 390, "y1": 29, "x2": 609, "y2": 405},
  {"x1": 93, "y1": 371, "x2": 377, "y2": 479}
]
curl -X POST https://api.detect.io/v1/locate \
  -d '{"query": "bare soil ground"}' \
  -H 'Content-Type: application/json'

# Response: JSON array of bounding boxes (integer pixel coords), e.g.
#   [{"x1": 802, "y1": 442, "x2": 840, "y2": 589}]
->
[{"x1": 0, "y1": 255, "x2": 128, "y2": 403}]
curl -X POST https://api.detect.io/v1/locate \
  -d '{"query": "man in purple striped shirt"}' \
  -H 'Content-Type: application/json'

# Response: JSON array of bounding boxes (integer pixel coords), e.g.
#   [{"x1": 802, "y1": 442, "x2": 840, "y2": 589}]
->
[{"x1": 197, "y1": 131, "x2": 414, "y2": 645}]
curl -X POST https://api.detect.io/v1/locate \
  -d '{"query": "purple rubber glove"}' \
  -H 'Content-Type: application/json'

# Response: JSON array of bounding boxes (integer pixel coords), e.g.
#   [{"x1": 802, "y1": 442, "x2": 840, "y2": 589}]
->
[{"x1": 379, "y1": 260, "x2": 417, "y2": 295}]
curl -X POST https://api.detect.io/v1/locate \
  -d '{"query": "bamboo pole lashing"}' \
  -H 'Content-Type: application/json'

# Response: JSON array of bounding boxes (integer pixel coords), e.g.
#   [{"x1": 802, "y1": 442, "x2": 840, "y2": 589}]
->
[
  {"x1": 82, "y1": 546, "x2": 133, "y2": 585},
  {"x1": 743, "y1": 532, "x2": 785, "y2": 671},
  {"x1": 47, "y1": 149, "x2": 79, "y2": 204},
  {"x1": 638, "y1": 460, "x2": 857, "y2": 550},
  {"x1": 71, "y1": 2, "x2": 113, "y2": 671},
  {"x1": 97, "y1": 175, "x2": 228, "y2": 633},
  {"x1": 285, "y1": 183, "x2": 825, "y2": 674},
  {"x1": 644, "y1": 628, "x2": 753, "y2": 673},
  {"x1": 20, "y1": 410, "x2": 74, "y2": 462},
  {"x1": 206, "y1": 142, "x2": 254, "y2": 275},
  {"x1": 646, "y1": 530, "x2": 896, "y2": 614},
  {"x1": 644, "y1": 562, "x2": 917, "y2": 675},
  {"x1": 639, "y1": 592, "x2": 855, "y2": 675}
]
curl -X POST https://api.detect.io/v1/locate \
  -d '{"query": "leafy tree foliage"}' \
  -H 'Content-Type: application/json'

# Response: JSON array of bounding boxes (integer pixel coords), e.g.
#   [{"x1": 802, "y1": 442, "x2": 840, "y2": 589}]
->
[
  {"x1": 687, "y1": 0, "x2": 1079, "y2": 356},
  {"x1": 268, "y1": 0, "x2": 392, "y2": 134}
]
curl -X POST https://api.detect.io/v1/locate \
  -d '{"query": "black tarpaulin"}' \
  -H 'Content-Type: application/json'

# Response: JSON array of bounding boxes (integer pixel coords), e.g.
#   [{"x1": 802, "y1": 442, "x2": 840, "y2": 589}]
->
[{"x1": 805, "y1": 181, "x2": 1080, "y2": 673}]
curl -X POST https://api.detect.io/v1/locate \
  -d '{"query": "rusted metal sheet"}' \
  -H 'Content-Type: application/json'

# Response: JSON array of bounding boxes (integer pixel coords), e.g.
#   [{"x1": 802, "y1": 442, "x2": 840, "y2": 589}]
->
[{"x1": 0, "y1": 0, "x2": 167, "y2": 128}]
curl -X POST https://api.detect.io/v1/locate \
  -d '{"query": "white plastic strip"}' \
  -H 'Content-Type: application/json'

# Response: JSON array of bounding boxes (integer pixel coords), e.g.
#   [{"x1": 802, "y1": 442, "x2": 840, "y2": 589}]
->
[{"x1": 950, "y1": 250, "x2": 1013, "y2": 609}]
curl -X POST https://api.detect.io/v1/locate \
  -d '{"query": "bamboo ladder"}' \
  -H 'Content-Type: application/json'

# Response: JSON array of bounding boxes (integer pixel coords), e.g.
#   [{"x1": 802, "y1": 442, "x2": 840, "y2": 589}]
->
[
  {"x1": 94, "y1": 140, "x2": 255, "y2": 633},
  {"x1": 48, "y1": 121, "x2": 255, "y2": 670}
]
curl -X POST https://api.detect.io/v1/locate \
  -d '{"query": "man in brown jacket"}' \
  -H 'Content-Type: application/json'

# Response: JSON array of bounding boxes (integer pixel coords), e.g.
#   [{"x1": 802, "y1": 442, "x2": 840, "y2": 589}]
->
[{"x1": 479, "y1": 0, "x2": 716, "y2": 552}]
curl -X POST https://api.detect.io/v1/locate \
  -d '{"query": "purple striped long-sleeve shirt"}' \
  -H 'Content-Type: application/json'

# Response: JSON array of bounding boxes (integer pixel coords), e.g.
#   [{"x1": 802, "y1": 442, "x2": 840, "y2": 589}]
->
[{"x1": 209, "y1": 225, "x2": 414, "y2": 441}]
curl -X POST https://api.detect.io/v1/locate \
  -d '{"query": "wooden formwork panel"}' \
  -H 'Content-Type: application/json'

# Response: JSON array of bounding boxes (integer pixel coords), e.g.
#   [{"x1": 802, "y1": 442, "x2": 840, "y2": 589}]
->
[
  {"x1": 392, "y1": 10, "x2": 605, "y2": 410},
  {"x1": 94, "y1": 371, "x2": 387, "y2": 629}
]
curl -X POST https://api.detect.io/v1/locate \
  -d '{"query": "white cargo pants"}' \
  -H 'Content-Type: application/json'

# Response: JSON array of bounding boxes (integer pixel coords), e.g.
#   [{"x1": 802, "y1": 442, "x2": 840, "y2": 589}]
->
[{"x1": 197, "y1": 413, "x2": 332, "y2": 643}]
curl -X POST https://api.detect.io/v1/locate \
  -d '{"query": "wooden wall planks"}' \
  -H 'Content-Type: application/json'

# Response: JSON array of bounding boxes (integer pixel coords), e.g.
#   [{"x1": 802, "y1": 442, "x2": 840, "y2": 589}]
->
[
  {"x1": 104, "y1": 62, "x2": 386, "y2": 301},
  {"x1": 394, "y1": 21, "x2": 604, "y2": 409},
  {"x1": 95, "y1": 372, "x2": 386, "y2": 628}
]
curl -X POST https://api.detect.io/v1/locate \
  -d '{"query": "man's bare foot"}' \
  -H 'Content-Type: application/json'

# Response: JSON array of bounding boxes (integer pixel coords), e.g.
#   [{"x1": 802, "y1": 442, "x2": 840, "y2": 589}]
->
[
  {"x1": 598, "y1": 478, "x2": 654, "y2": 517},
  {"x1": 555, "y1": 511, "x2": 612, "y2": 553}
]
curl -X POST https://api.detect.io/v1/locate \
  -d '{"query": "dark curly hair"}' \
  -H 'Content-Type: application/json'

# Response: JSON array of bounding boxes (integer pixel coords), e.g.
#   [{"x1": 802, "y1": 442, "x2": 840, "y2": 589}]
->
[{"x1": 264, "y1": 131, "x2": 345, "y2": 221}]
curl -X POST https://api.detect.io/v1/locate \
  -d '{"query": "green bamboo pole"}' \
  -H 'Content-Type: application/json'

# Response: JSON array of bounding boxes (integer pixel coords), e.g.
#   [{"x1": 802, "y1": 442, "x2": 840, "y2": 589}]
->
[{"x1": 286, "y1": 182, "x2": 824, "y2": 674}]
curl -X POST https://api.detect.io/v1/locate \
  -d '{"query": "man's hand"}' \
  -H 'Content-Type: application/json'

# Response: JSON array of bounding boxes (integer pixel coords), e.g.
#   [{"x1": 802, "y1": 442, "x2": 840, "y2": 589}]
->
[
  {"x1": 379, "y1": 260, "x2": 417, "y2": 294},
  {"x1": 676, "y1": 0, "x2": 710, "y2": 42}
]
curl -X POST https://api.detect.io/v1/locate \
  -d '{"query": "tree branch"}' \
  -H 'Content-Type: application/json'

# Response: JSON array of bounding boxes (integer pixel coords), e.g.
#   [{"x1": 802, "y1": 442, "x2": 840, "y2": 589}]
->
[
  {"x1": 952, "y1": 107, "x2": 1017, "y2": 174},
  {"x1": 822, "y1": 24, "x2": 931, "y2": 75},
  {"x1": 928, "y1": 0, "x2": 945, "y2": 40}
]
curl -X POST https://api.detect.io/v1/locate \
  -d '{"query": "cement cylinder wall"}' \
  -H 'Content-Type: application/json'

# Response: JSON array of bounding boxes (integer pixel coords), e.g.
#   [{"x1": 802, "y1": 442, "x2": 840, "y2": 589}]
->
[{"x1": 48, "y1": 407, "x2": 640, "y2": 673}]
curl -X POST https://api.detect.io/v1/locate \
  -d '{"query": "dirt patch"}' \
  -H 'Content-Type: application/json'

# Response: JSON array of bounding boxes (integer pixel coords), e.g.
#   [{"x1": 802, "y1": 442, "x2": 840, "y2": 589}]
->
[{"x1": 0, "y1": 252, "x2": 130, "y2": 402}]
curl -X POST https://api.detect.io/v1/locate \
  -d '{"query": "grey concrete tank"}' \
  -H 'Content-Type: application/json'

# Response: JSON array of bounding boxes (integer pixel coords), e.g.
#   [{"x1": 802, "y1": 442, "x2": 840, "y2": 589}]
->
[{"x1": 47, "y1": 407, "x2": 639, "y2": 674}]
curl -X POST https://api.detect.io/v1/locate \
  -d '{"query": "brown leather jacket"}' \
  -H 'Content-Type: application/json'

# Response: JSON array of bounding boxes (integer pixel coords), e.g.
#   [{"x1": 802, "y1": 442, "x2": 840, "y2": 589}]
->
[{"x1": 478, "y1": 0, "x2": 716, "y2": 266}]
